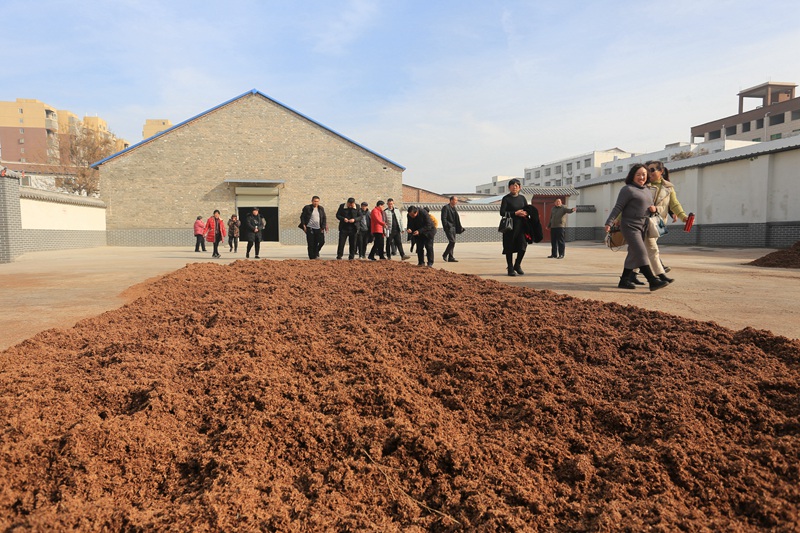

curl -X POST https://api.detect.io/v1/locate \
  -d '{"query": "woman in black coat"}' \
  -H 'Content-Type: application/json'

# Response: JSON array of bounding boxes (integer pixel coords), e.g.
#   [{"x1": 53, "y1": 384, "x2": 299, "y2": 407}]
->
[{"x1": 500, "y1": 178, "x2": 530, "y2": 276}]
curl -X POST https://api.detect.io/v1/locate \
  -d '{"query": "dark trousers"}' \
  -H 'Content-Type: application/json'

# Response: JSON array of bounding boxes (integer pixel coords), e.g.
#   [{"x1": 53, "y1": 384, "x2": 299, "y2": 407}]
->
[
  {"x1": 385, "y1": 231, "x2": 406, "y2": 259},
  {"x1": 306, "y1": 228, "x2": 324, "y2": 259},
  {"x1": 551, "y1": 227, "x2": 566, "y2": 257},
  {"x1": 212, "y1": 235, "x2": 222, "y2": 256},
  {"x1": 356, "y1": 231, "x2": 370, "y2": 258},
  {"x1": 337, "y1": 230, "x2": 356, "y2": 259},
  {"x1": 228, "y1": 236, "x2": 239, "y2": 252},
  {"x1": 368, "y1": 233, "x2": 385, "y2": 259},
  {"x1": 416, "y1": 235, "x2": 434, "y2": 266},
  {"x1": 195, "y1": 234, "x2": 206, "y2": 252},
  {"x1": 443, "y1": 227, "x2": 456, "y2": 259},
  {"x1": 246, "y1": 238, "x2": 261, "y2": 257}
]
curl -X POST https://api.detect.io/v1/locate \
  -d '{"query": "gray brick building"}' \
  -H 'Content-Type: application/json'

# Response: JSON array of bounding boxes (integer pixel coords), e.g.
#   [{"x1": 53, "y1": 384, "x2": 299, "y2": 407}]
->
[{"x1": 94, "y1": 90, "x2": 404, "y2": 246}]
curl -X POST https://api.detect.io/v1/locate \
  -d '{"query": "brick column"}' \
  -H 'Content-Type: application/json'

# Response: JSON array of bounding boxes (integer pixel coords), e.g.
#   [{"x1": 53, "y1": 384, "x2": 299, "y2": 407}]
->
[{"x1": 0, "y1": 170, "x2": 23, "y2": 263}]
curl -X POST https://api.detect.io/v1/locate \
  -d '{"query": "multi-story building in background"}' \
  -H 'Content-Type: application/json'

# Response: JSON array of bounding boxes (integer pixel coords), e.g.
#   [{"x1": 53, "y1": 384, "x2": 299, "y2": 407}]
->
[
  {"x1": 142, "y1": 119, "x2": 173, "y2": 139},
  {"x1": 473, "y1": 175, "x2": 521, "y2": 195},
  {"x1": 522, "y1": 148, "x2": 636, "y2": 188},
  {"x1": 691, "y1": 81, "x2": 800, "y2": 143},
  {"x1": 0, "y1": 98, "x2": 128, "y2": 165}
]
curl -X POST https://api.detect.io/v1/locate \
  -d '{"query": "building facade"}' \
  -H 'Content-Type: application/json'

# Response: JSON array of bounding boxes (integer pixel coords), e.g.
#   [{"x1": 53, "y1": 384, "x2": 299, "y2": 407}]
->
[
  {"x1": 691, "y1": 81, "x2": 800, "y2": 143},
  {"x1": 522, "y1": 148, "x2": 636, "y2": 188},
  {"x1": 94, "y1": 90, "x2": 405, "y2": 246}
]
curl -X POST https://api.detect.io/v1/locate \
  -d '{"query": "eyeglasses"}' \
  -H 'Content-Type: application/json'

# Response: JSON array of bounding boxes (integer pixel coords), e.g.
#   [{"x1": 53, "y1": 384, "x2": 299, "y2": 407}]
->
[{"x1": 647, "y1": 167, "x2": 659, "y2": 173}]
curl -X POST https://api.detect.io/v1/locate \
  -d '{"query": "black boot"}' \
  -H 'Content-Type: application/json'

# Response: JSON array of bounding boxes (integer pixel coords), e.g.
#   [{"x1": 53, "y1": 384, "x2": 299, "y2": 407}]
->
[
  {"x1": 506, "y1": 254, "x2": 516, "y2": 276},
  {"x1": 658, "y1": 273, "x2": 674, "y2": 283},
  {"x1": 618, "y1": 268, "x2": 636, "y2": 289},
  {"x1": 514, "y1": 251, "x2": 525, "y2": 275},
  {"x1": 630, "y1": 271, "x2": 645, "y2": 285},
  {"x1": 640, "y1": 265, "x2": 668, "y2": 291}
]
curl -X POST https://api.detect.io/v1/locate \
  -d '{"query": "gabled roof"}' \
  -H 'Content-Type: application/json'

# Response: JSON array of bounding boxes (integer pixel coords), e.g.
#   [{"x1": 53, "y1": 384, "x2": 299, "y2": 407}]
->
[{"x1": 92, "y1": 89, "x2": 405, "y2": 170}]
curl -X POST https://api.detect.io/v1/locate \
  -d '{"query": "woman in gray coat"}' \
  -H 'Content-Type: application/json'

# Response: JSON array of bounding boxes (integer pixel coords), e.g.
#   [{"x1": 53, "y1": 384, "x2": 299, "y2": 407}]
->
[{"x1": 604, "y1": 164, "x2": 668, "y2": 291}]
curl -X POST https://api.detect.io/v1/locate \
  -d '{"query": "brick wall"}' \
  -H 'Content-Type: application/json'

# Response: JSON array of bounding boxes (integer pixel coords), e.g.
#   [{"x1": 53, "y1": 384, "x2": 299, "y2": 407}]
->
[{"x1": 98, "y1": 93, "x2": 403, "y2": 246}]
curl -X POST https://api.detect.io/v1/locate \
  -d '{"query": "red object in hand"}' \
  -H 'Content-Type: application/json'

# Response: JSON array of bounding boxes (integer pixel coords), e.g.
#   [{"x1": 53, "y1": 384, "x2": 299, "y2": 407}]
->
[{"x1": 684, "y1": 213, "x2": 695, "y2": 232}]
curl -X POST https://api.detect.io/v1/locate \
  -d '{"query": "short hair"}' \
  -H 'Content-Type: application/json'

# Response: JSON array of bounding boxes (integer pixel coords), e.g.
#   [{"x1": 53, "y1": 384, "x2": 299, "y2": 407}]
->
[
  {"x1": 449, "y1": 195, "x2": 457, "y2": 201},
  {"x1": 407, "y1": 205, "x2": 419, "y2": 214},
  {"x1": 312, "y1": 195, "x2": 320, "y2": 201},
  {"x1": 387, "y1": 198, "x2": 394, "y2": 203},
  {"x1": 361, "y1": 202, "x2": 368, "y2": 206},
  {"x1": 508, "y1": 178, "x2": 521, "y2": 187},
  {"x1": 213, "y1": 209, "x2": 220, "y2": 215},
  {"x1": 625, "y1": 164, "x2": 647, "y2": 185},
  {"x1": 376, "y1": 200, "x2": 385, "y2": 206}
]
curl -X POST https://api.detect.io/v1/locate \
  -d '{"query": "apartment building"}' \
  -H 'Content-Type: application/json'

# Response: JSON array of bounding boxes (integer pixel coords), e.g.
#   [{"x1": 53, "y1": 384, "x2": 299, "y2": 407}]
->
[
  {"x1": 522, "y1": 148, "x2": 636, "y2": 188},
  {"x1": 473, "y1": 175, "x2": 521, "y2": 195},
  {"x1": 143, "y1": 119, "x2": 173, "y2": 139},
  {"x1": 596, "y1": 139, "x2": 758, "y2": 180},
  {"x1": 0, "y1": 98, "x2": 128, "y2": 165},
  {"x1": 691, "y1": 81, "x2": 800, "y2": 143}
]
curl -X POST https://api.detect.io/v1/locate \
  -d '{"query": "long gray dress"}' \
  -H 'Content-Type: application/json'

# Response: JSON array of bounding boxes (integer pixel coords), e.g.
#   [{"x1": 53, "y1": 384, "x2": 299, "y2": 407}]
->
[{"x1": 605, "y1": 184, "x2": 652, "y2": 270}]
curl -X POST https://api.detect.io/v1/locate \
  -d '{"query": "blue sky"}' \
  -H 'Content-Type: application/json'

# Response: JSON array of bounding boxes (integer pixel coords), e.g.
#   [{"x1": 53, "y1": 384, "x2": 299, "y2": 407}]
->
[{"x1": 4, "y1": 0, "x2": 798, "y2": 193}]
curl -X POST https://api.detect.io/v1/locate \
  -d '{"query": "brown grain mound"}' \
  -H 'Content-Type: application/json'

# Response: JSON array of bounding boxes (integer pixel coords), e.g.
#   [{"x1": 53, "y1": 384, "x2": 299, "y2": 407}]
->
[
  {"x1": 749, "y1": 241, "x2": 800, "y2": 268},
  {"x1": 1, "y1": 260, "x2": 799, "y2": 531}
]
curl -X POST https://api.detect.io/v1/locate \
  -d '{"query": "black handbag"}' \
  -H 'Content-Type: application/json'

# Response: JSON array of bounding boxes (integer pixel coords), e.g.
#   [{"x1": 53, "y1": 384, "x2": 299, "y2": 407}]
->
[{"x1": 498, "y1": 214, "x2": 513, "y2": 233}]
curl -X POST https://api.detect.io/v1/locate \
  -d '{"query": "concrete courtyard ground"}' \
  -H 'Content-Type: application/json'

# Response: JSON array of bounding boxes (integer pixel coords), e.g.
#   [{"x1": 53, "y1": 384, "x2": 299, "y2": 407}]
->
[{"x1": 1, "y1": 240, "x2": 798, "y2": 351}]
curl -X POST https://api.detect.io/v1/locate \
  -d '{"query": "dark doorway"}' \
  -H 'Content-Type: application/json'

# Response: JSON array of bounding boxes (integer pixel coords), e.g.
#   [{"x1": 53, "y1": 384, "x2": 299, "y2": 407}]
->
[{"x1": 238, "y1": 206, "x2": 279, "y2": 242}]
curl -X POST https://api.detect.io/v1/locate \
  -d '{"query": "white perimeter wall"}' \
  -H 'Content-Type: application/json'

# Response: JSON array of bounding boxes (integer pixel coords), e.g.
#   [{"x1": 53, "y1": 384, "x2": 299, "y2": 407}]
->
[{"x1": 21, "y1": 198, "x2": 106, "y2": 231}]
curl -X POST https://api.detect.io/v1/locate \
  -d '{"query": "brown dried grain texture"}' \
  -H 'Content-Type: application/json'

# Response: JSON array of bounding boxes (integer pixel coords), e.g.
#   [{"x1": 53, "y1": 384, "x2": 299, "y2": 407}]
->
[
  {"x1": 1, "y1": 260, "x2": 799, "y2": 531},
  {"x1": 749, "y1": 241, "x2": 800, "y2": 268}
]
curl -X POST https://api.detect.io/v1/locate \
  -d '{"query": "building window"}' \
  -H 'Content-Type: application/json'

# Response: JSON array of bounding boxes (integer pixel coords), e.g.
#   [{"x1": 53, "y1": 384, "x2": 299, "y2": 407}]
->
[
  {"x1": 616, "y1": 166, "x2": 623, "y2": 173},
  {"x1": 742, "y1": 122, "x2": 751, "y2": 132},
  {"x1": 770, "y1": 133, "x2": 782, "y2": 140},
  {"x1": 752, "y1": 137, "x2": 761, "y2": 142},
  {"x1": 756, "y1": 118, "x2": 764, "y2": 129},
  {"x1": 708, "y1": 129, "x2": 721, "y2": 140},
  {"x1": 769, "y1": 113, "x2": 785, "y2": 126},
  {"x1": 725, "y1": 125, "x2": 737, "y2": 136},
  {"x1": 498, "y1": 186, "x2": 505, "y2": 193},
  {"x1": 20, "y1": 148, "x2": 25, "y2": 154},
  {"x1": 18, "y1": 108, "x2": 23, "y2": 113},
  {"x1": 792, "y1": 110, "x2": 800, "y2": 121},
  {"x1": 584, "y1": 158, "x2": 591, "y2": 167},
  {"x1": 19, "y1": 128, "x2": 24, "y2": 134},
  {"x1": 576, "y1": 176, "x2": 581, "y2": 183},
  {"x1": 545, "y1": 168, "x2": 551, "y2": 177},
  {"x1": 555, "y1": 165, "x2": 562, "y2": 174},
  {"x1": 576, "y1": 161, "x2": 581, "y2": 169},
  {"x1": 19, "y1": 118, "x2": 24, "y2": 124},
  {"x1": 525, "y1": 171, "x2": 531, "y2": 181},
  {"x1": 566, "y1": 163, "x2": 572, "y2": 173},
  {"x1": 534, "y1": 170, "x2": 540, "y2": 179},
  {"x1": 603, "y1": 168, "x2": 611, "y2": 175},
  {"x1": 18, "y1": 138, "x2": 24, "y2": 144},
  {"x1": 566, "y1": 178, "x2": 572, "y2": 185}
]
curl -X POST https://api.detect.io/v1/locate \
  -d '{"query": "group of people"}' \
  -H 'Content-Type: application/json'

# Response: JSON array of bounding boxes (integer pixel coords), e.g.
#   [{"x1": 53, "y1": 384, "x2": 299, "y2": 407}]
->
[
  {"x1": 604, "y1": 161, "x2": 691, "y2": 291},
  {"x1": 299, "y1": 196, "x2": 463, "y2": 267},
  {"x1": 193, "y1": 207, "x2": 266, "y2": 259},
  {"x1": 192, "y1": 175, "x2": 689, "y2": 292}
]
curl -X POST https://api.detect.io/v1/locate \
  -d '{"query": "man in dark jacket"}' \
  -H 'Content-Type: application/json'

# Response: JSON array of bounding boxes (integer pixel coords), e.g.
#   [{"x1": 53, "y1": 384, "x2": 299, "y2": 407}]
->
[
  {"x1": 355, "y1": 201, "x2": 371, "y2": 259},
  {"x1": 244, "y1": 207, "x2": 265, "y2": 259},
  {"x1": 335, "y1": 197, "x2": 359, "y2": 260},
  {"x1": 300, "y1": 196, "x2": 328, "y2": 259},
  {"x1": 406, "y1": 205, "x2": 437, "y2": 267},
  {"x1": 384, "y1": 198, "x2": 410, "y2": 261},
  {"x1": 440, "y1": 195, "x2": 463, "y2": 262}
]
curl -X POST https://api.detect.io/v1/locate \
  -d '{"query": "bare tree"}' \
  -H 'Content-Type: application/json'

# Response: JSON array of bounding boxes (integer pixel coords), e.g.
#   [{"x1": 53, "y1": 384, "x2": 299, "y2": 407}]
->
[{"x1": 56, "y1": 126, "x2": 117, "y2": 196}]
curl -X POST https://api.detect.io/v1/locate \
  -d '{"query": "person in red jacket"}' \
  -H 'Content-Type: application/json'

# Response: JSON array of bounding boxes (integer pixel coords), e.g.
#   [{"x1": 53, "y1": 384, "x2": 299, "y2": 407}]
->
[
  {"x1": 193, "y1": 216, "x2": 206, "y2": 252},
  {"x1": 204, "y1": 210, "x2": 227, "y2": 258},
  {"x1": 367, "y1": 200, "x2": 387, "y2": 260}
]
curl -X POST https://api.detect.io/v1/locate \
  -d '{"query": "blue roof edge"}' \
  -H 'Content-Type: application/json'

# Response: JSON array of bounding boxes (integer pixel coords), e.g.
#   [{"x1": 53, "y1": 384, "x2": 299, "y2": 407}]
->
[{"x1": 92, "y1": 89, "x2": 406, "y2": 170}]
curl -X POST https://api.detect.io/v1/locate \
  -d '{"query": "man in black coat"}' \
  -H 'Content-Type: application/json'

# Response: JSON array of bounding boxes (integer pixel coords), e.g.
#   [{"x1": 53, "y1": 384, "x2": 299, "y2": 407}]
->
[
  {"x1": 244, "y1": 207, "x2": 265, "y2": 259},
  {"x1": 300, "y1": 196, "x2": 328, "y2": 259},
  {"x1": 335, "y1": 197, "x2": 359, "y2": 260},
  {"x1": 440, "y1": 195, "x2": 464, "y2": 262},
  {"x1": 406, "y1": 205, "x2": 437, "y2": 267}
]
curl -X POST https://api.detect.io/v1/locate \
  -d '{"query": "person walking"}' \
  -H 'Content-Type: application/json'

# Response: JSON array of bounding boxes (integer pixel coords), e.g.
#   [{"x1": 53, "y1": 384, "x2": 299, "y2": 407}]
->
[
  {"x1": 547, "y1": 199, "x2": 576, "y2": 259},
  {"x1": 500, "y1": 178, "x2": 530, "y2": 276},
  {"x1": 440, "y1": 196, "x2": 463, "y2": 262},
  {"x1": 244, "y1": 207, "x2": 265, "y2": 259},
  {"x1": 227, "y1": 213, "x2": 241, "y2": 253},
  {"x1": 356, "y1": 201, "x2": 371, "y2": 259},
  {"x1": 367, "y1": 201, "x2": 387, "y2": 260},
  {"x1": 644, "y1": 160, "x2": 691, "y2": 284},
  {"x1": 204, "y1": 210, "x2": 226, "y2": 259},
  {"x1": 384, "y1": 198, "x2": 410, "y2": 260},
  {"x1": 193, "y1": 216, "x2": 207, "y2": 252},
  {"x1": 406, "y1": 206, "x2": 437, "y2": 267},
  {"x1": 335, "y1": 197, "x2": 359, "y2": 260},
  {"x1": 604, "y1": 164, "x2": 669, "y2": 291},
  {"x1": 300, "y1": 196, "x2": 328, "y2": 259}
]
